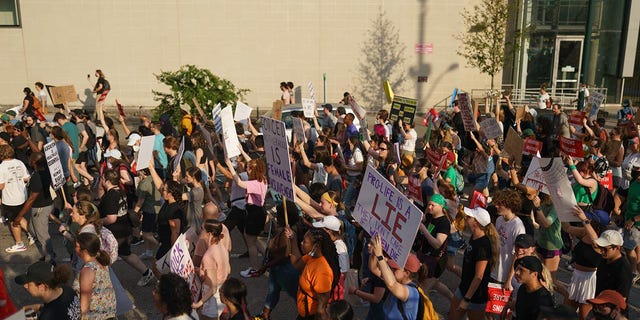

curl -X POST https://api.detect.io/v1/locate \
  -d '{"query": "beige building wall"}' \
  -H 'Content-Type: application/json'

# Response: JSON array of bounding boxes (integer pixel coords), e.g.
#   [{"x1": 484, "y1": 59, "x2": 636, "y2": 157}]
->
[{"x1": 0, "y1": 0, "x2": 492, "y2": 113}]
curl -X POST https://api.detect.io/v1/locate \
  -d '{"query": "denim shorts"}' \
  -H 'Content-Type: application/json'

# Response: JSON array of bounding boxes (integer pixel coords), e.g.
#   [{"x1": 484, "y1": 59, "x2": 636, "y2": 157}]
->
[{"x1": 623, "y1": 226, "x2": 640, "y2": 250}]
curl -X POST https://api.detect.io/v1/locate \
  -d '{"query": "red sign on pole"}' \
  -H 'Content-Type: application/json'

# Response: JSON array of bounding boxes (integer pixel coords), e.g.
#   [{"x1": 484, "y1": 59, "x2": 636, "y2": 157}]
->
[
  {"x1": 569, "y1": 111, "x2": 585, "y2": 132},
  {"x1": 523, "y1": 138, "x2": 543, "y2": 156},
  {"x1": 408, "y1": 174, "x2": 423, "y2": 206},
  {"x1": 560, "y1": 136, "x2": 584, "y2": 157},
  {"x1": 414, "y1": 43, "x2": 433, "y2": 54},
  {"x1": 425, "y1": 148, "x2": 445, "y2": 169}
]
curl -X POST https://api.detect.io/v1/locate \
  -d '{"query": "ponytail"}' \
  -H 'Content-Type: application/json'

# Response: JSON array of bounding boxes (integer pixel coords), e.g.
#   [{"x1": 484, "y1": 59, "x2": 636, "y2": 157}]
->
[
  {"x1": 540, "y1": 265, "x2": 554, "y2": 293},
  {"x1": 96, "y1": 249, "x2": 111, "y2": 266},
  {"x1": 45, "y1": 264, "x2": 73, "y2": 289},
  {"x1": 481, "y1": 223, "x2": 500, "y2": 268}
]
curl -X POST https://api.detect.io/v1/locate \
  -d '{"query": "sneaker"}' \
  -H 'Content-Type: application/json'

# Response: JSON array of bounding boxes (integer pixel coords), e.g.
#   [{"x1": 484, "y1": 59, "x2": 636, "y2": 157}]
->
[
  {"x1": 137, "y1": 271, "x2": 155, "y2": 287},
  {"x1": 5, "y1": 243, "x2": 26, "y2": 253},
  {"x1": 240, "y1": 268, "x2": 259, "y2": 278},
  {"x1": 131, "y1": 237, "x2": 144, "y2": 246},
  {"x1": 73, "y1": 181, "x2": 82, "y2": 189},
  {"x1": 139, "y1": 252, "x2": 154, "y2": 260},
  {"x1": 27, "y1": 235, "x2": 36, "y2": 246},
  {"x1": 633, "y1": 273, "x2": 640, "y2": 284}
]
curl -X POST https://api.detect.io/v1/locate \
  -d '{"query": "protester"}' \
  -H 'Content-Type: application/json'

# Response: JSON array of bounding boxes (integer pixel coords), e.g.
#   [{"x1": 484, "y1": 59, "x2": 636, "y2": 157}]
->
[
  {"x1": 512, "y1": 256, "x2": 555, "y2": 320},
  {"x1": 220, "y1": 277, "x2": 252, "y2": 320},
  {"x1": 193, "y1": 219, "x2": 230, "y2": 320},
  {"x1": 73, "y1": 232, "x2": 116, "y2": 319},
  {"x1": 0, "y1": 144, "x2": 34, "y2": 253},
  {"x1": 586, "y1": 290, "x2": 628, "y2": 320},
  {"x1": 15, "y1": 262, "x2": 78, "y2": 319},
  {"x1": 92, "y1": 69, "x2": 110, "y2": 121},
  {"x1": 153, "y1": 273, "x2": 197, "y2": 320}
]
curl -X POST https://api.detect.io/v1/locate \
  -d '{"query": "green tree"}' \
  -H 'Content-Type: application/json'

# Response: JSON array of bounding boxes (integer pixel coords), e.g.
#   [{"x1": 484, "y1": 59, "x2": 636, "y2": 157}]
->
[
  {"x1": 356, "y1": 8, "x2": 406, "y2": 109},
  {"x1": 455, "y1": 0, "x2": 510, "y2": 91},
  {"x1": 152, "y1": 65, "x2": 249, "y2": 124}
]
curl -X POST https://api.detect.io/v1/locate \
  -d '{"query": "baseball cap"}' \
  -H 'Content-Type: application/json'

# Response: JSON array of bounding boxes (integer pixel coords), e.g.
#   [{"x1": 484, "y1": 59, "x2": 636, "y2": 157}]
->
[
  {"x1": 622, "y1": 99, "x2": 631, "y2": 108},
  {"x1": 6, "y1": 110, "x2": 16, "y2": 117},
  {"x1": 387, "y1": 253, "x2": 421, "y2": 273},
  {"x1": 15, "y1": 261, "x2": 55, "y2": 285},
  {"x1": 594, "y1": 230, "x2": 623, "y2": 248},
  {"x1": 515, "y1": 234, "x2": 535, "y2": 248},
  {"x1": 521, "y1": 128, "x2": 535, "y2": 138},
  {"x1": 103, "y1": 149, "x2": 122, "y2": 160},
  {"x1": 587, "y1": 290, "x2": 626, "y2": 309},
  {"x1": 514, "y1": 256, "x2": 543, "y2": 273},
  {"x1": 312, "y1": 215, "x2": 341, "y2": 232},
  {"x1": 127, "y1": 133, "x2": 141, "y2": 146},
  {"x1": 463, "y1": 206, "x2": 491, "y2": 227},
  {"x1": 180, "y1": 104, "x2": 191, "y2": 114},
  {"x1": 0, "y1": 132, "x2": 10, "y2": 143}
]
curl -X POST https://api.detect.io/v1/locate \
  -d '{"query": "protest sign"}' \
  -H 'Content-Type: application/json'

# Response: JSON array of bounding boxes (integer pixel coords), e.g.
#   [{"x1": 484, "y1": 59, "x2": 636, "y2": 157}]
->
[
  {"x1": 515, "y1": 106, "x2": 527, "y2": 122},
  {"x1": 393, "y1": 142, "x2": 401, "y2": 165},
  {"x1": 292, "y1": 117, "x2": 306, "y2": 143},
  {"x1": 486, "y1": 283, "x2": 511, "y2": 314},
  {"x1": 480, "y1": 118, "x2": 502, "y2": 140},
  {"x1": 569, "y1": 111, "x2": 585, "y2": 133},
  {"x1": 272, "y1": 100, "x2": 283, "y2": 120},
  {"x1": 135, "y1": 136, "x2": 156, "y2": 170},
  {"x1": 348, "y1": 96, "x2": 366, "y2": 120},
  {"x1": 211, "y1": 103, "x2": 222, "y2": 133},
  {"x1": 5, "y1": 309, "x2": 25, "y2": 320},
  {"x1": 49, "y1": 85, "x2": 78, "y2": 104},
  {"x1": 523, "y1": 157, "x2": 549, "y2": 194},
  {"x1": 560, "y1": 136, "x2": 584, "y2": 158},
  {"x1": 359, "y1": 117, "x2": 370, "y2": 142},
  {"x1": 384, "y1": 80, "x2": 395, "y2": 104},
  {"x1": 261, "y1": 116, "x2": 294, "y2": 199},
  {"x1": 600, "y1": 171, "x2": 613, "y2": 191},
  {"x1": 43, "y1": 141, "x2": 66, "y2": 190},
  {"x1": 504, "y1": 128, "x2": 524, "y2": 165},
  {"x1": 523, "y1": 138, "x2": 542, "y2": 156},
  {"x1": 586, "y1": 91, "x2": 604, "y2": 119},
  {"x1": 407, "y1": 174, "x2": 423, "y2": 207},
  {"x1": 301, "y1": 98, "x2": 315, "y2": 118},
  {"x1": 353, "y1": 165, "x2": 422, "y2": 268},
  {"x1": 458, "y1": 92, "x2": 475, "y2": 132},
  {"x1": 173, "y1": 137, "x2": 185, "y2": 172},
  {"x1": 308, "y1": 82, "x2": 316, "y2": 102},
  {"x1": 449, "y1": 88, "x2": 458, "y2": 109},
  {"x1": 116, "y1": 99, "x2": 126, "y2": 117},
  {"x1": 470, "y1": 190, "x2": 487, "y2": 209},
  {"x1": 155, "y1": 234, "x2": 200, "y2": 301},
  {"x1": 425, "y1": 148, "x2": 445, "y2": 169},
  {"x1": 220, "y1": 106, "x2": 241, "y2": 158},
  {"x1": 390, "y1": 96, "x2": 417, "y2": 125},
  {"x1": 234, "y1": 101, "x2": 253, "y2": 121},
  {"x1": 539, "y1": 157, "x2": 580, "y2": 222}
]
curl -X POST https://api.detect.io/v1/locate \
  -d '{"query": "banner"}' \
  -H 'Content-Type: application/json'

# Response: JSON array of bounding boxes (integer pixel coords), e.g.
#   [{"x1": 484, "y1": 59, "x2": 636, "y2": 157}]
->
[
  {"x1": 348, "y1": 96, "x2": 366, "y2": 120},
  {"x1": 485, "y1": 283, "x2": 511, "y2": 314},
  {"x1": 539, "y1": 158, "x2": 579, "y2": 222},
  {"x1": 49, "y1": 85, "x2": 78, "y2": 105},
  {"x1": 504, "y1": 128, "x2": 524, "y2": 165},
  {"x1": 407, "y1": 174, "x2": 423, "y2": 207},
  {"x1": 135, "y1": 136, "x2": 156, "y2": 170},
  {"x1": 560, "y1": 136, "x2": 583, "y2": 158},
  {"x1": 470, "y1": 190, "x2": 487, "y2": 209},
  {"x1": 155, "y1": 234, "x2": 200, "y2": 302},
  {"x1": 523, "y1": 157, "x2": 549, "y2": 194},
  {"x1": 425, "y1": 148, "x2": 445, "y2": 169},
  {"x1": 221, "y1": 106, "x2": 241, "y2": 158},
  {"x1": 261, "y1": 117, "x2": 294, "y2": 199},
  {"x1": 515, "y1": 106, "x2": 527, "y2": 123},
  {"x1": 43, "y1": 141, "x2": 66, "y2": 190},
  {"x1": 458, "y1": 92, "x2": 475, "y2": 132},
  {"x1": 479, "y1": 118, "x2": 502, "y2": 140},
  {"x1": 234, "y1": 101, "x2": 253, "y2": 121},
  {"x1": 390, "y1": 96, "x2": 417, "y2": 125},
  {"x1": 586, "y1": 91, "x2": 604, "y2": 119},
  {"x1": 523, "y1": 138, "x2": 542, "y2": 156},
  {"x1": 353, "y1": 165, "x2": 422, "y2": 268}
]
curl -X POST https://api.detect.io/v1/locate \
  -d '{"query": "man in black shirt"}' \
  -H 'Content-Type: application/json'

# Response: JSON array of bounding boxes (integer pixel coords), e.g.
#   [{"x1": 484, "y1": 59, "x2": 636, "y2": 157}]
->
[
  {"x1": 513, "y1": 256, "x2": 554, "y2": 320},
  {"x1": 594, "y1": 230, "x2": 632, "y2": 298}
]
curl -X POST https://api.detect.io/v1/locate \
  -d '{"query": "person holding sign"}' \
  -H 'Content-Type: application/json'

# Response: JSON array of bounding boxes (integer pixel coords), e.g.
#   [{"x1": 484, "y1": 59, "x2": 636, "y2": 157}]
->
[
  {"x1": 511, "y1": 256, "x2": 555, "y2": 320},
  {"x1": 0, "y1": 144, "x2": 34, "y2": 253},
  {"x1": 398, "y1": 119, "x2": 417, "y2": 168}
]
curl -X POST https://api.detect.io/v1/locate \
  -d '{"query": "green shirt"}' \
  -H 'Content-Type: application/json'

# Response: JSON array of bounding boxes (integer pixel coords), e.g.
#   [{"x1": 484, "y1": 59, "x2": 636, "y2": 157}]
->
[
  {"x1": 536, "y1": 205, "x2": 563, "y2": 250},
  {"x1": 572, "y1": 183, "x2": 597, "y2": 205},
  {"x1": 443, "y1": 166, "x2": 457, "y2": 191},
  {"x1": 136, "y1": 176, "x2": 160, "y2": 214},
  {"x1": 62, "y1": 121, "x2": 79, "y2": 159},
  {"x1": 626, "y1": 180, "x2": 640, "y2": 227}
]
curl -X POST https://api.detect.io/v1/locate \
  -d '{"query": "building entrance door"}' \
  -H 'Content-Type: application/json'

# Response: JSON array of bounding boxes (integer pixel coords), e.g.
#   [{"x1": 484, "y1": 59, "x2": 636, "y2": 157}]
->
[{"x1": 551, "y1": 37, "x2": 583, "y2": 97}]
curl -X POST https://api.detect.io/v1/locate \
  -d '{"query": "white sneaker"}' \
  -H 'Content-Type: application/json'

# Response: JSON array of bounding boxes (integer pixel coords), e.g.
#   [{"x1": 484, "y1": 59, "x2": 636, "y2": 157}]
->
[
  {"x1": 28, "y1": 235, "x2": 36, "y2": 246},
  {"x1": 5, "y1": 243, "x2": 26, "y2": 253},
  {"x1": 240, "y1": 268, "x2": 259, "y2": 278},
  {"x1": 137, "y1": 271, "x2": 155, "y2": 287},
  {"x1": 139, "y1": 252, "x2": 154, "y2": 260}
]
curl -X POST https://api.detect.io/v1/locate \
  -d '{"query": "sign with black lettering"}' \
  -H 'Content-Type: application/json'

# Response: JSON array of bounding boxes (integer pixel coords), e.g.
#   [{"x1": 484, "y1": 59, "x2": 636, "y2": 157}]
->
[
  {"x1": 389, "y1": 96, "x2": 417, "y2": 125},
  {"x1": 353, "y1": 165, "x2": 422, "y2": 268},
  {"x1": 43, "y1": 141, "x2": 65, "y2": 190},
  {"x1": 261, "y1": 117, "x2": 294, "y2": 199}
]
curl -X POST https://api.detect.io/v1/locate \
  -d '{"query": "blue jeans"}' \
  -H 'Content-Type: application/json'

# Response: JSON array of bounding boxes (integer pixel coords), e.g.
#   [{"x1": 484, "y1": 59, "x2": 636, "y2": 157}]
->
[{"x1": 264, "y1": 261, "x2": 300, "y2": 310}]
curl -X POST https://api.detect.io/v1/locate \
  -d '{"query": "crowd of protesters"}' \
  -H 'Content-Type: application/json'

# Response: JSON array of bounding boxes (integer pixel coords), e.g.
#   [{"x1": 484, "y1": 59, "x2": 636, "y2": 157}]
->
[{"x1": 0, "y1": 77, "x2": 637, "y2": 320}]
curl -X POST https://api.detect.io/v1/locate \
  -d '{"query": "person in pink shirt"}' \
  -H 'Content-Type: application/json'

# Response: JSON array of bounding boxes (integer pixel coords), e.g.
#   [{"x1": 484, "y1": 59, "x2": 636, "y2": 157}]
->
[{"x1": 193, "y1": 219, "x2": 230, "y2": 320}]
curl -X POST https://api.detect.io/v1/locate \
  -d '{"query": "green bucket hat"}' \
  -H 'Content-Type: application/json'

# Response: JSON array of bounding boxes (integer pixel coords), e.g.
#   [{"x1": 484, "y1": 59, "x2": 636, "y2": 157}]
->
[{"x1": 429, "y1": 194, "x2": 448, "y2": 210}]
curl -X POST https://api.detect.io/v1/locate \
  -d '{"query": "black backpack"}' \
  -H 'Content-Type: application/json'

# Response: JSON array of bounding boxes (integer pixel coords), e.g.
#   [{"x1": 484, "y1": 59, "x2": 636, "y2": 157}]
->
[{"x1": 85, "y1": 123, "x2": 97, "y2": 150}]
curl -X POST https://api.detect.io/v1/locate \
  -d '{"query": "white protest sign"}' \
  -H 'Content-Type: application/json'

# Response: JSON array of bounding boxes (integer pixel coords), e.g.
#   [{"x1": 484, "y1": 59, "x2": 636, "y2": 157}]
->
[
  {"x1": 212, "y1": 103, "x2": 222, "y2": 133},
  {"x1": 586, "y1": 91, "x2": 604, "y2": 119},
  {"x1": 5, "y1": 309, "x2": 25, "y2": 320},
  {"x1": 302, "y1": 98, "x2": 316, "y2": 118},
  {"x1": 292, "y1": 117, "x2": 307, "y2": 143},
  {"x1": 221, "y1": 105, "x2": 241, "y2": 158},
  {"x1": 261, "y1": 116, "x2": 294, "y2": 199},
  {"x1": 539, "y1": 157, "x2": 580, "y2": 222},
  {"x1": 523, "y1": 157, "x2": 549, "y2": 194},
  {"x1": 349, "y1": 96, "x2": 367, "y2": 120},
  {"x1": 173, "y1": 136, "x2": 185, "y2": 172},
  {"x1": 135, "y1": 136, "x2": 156, "y2": 170},
  {"x1": 43, "y1": 141, "x2": 65, "y2": 190},
  {"x1": 155, "y1": 233, "x2": 200, "y2": 302},
  {"x1": 480, "y1": 118, "x2": 502, "y2": 139},
  {"x1": 308, "y1": 82, "x2": 316, "y2": 101},
  {"x1": 353, "y1": 165, "x2": 422, "y2": 268},
  {"x1": 234, "y1": 101, "x2": 253, "y2": 121}
]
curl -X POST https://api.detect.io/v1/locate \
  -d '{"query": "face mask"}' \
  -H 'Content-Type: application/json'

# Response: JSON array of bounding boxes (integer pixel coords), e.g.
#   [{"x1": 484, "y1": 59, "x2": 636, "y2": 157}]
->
[
  {"x1": 133, "y1": 145, "x2": 140, "y2": 152},
  {"x1": 308, "y1": 245, "x2": 317, "y2": 257}
]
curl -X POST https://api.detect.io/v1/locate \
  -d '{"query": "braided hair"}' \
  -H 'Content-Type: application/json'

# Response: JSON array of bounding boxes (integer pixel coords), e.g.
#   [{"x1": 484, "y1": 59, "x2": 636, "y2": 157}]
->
[{"x1": 306, "y1": 228, "x2": 340, "y2": 291}]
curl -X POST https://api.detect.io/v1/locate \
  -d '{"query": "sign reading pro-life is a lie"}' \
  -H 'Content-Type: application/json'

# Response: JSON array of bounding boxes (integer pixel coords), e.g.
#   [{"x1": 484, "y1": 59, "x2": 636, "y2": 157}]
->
[
  {"x1": 261, "y1": 116, "x2": 294, "y2": 199},
  {"x1": 353, "y1": 165, "x2": 421, "y2": 268},
  {"x1": 43, "y1": 141, "x2": 66, "y2": 190}
]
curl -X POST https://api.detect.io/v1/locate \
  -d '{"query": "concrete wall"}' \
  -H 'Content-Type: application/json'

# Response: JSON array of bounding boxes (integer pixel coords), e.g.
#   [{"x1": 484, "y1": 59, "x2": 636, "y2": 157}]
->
[{"x1": 0, "y1": 0, "x2": 491, "y2": 113}]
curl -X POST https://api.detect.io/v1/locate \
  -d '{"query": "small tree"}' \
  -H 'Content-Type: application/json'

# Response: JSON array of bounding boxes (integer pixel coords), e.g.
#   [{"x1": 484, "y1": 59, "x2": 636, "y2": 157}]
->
[
  {"x1": 152, "y1": 65, "x2": 249, "y2": 124},
  {"x1": 356, "y1": 8, "x2": 406, "y2": 109},
  {"x1": 455, "y1": 0, "x2": 510, "y2": 91}
]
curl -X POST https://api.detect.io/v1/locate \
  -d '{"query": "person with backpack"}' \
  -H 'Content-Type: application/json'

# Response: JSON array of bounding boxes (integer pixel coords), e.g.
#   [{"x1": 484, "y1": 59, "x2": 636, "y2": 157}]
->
[{"x1": 616, "y1": 99, "x2": 634, "y2": 126}]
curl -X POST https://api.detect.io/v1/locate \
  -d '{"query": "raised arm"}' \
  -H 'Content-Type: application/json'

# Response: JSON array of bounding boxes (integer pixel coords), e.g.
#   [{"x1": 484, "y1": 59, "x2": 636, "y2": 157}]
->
[
  {"x1": 369, "y1": 234, "x2": 410, "y2": 302},
  {"x1": 225, "y1": 158, "x2": 247, "y2": 189}
]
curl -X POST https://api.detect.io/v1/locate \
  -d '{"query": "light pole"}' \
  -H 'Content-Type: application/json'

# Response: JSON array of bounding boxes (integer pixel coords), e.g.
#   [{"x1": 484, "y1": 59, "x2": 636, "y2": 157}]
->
[{"x1": 323, "y1": 73, "x2": 326, "y2": 103}]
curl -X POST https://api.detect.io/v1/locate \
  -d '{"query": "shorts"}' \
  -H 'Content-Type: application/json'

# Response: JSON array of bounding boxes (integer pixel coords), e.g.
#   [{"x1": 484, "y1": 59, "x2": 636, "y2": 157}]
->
[
  {"x1": 447, "y1": 231, "x2": 466, "y2": 256},
  {"x1": 2, "y1": 203, "x2": 24, "y2": 223},
  {"x1": 140, "y1": 212, "x2": 157, "y2": 233},
  {"x1": 468, "y1": 173, "x2": 489, "y2": 190},
  {"x1": 623, "y1": 226, "x2": 640, "y2": 250},
  {"x1": 536, "y1": 244, "x2": 562, "y2": 259},
  {"x1": 201, "y1": 284, "x2": 222, "y2": 318},
  {"x1": 244, "y1": 204, "x2": 266, "y2": 236},
  {"x1": 116, "y1": 235, "x2": 132, "y2": 257},
  {"x1": 224, "y1": 206, "x2": 246, "y2": 233},
  {"x1": 454, "y1": 288, "x2": 487, "y2": 311},
  {"x1": 568, "y1": 269, "x2": 596, "y2": 304},
  {"x1": 98, "y1": 90, "x2": 110, "y2": 103}
]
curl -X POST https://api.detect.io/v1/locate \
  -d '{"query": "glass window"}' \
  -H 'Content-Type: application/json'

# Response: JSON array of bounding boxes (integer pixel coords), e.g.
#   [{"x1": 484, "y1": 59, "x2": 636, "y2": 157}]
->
[{"x1": 0, "y1": 0, "x2": 19, "y2": 27}]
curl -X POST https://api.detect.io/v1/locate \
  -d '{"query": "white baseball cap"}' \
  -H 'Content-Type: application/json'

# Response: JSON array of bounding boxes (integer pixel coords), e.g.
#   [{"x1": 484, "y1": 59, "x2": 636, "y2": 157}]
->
[
  {"x1": 127, "y1": 133, "x2": 141, "y2": 146},
  {"x1": 594, "y1": 230, "x2": 623, "y2": 247},
  {"x1": 312, "y1": 216, "x2": 342, "y2": 232},
  {"x1": 463, "y1": 207, "x2": 491, "y2": 227},
  {"x1": 103, "y1": 149, "x2": 122, "y2": 160}
]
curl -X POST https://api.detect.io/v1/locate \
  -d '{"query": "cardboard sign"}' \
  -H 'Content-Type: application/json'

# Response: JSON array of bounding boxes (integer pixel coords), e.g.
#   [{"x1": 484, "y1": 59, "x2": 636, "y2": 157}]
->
[
  {"x1": 569, "y1": 111, "x2": 585, "y2": 133},
  {"x1": 211, "y1": 103, "x2": 222, "y2": 133},
  {"x1": 272, "y1": 100, "x2": 283, "y2": 121},
  {"x1": 504, "y1": 128, "x2": 524, "y2": 165},
  {"x1": 523, "y1": 157, "x2": 549, "y2": 194},
  {"x1": 43, "y1": 141, "x2": 66, "y2": 190},
  {"x1": 234, "y1": 101, "x2": 253, "y2": 121},
  {"x1": 523, "y1": 138, "x2": 542, "y2": 156},
  {"x1": 390, "y1": 96, "x2": 417, "y2": 125},
  {"x1": 384, "y1": 80, "x2": 395, "y2": 104},
  {"x1": 458, "y1": 92, "x2": 475, "y2": 132},
  {"x1": 353, "y1": 165, "x2": 422, "y2": 268},
  {"x1": 600, "y1": 171, "x2": 613, "y2": 191},
  {"x1": 49, "y1": 85, "x2": 78, "y2": 105},
  {"x1": 407, "y1": 174, "x2": 423, "y2": 207},
  {"x1": 515, "y1": 106, "x2": 527, "y2": 122},
  {"x1": 586, "y1": 91, "x2": 604, "y2": 119},
  {"x1": 301, "y1": 98, "x2": 315, "y2": 118},
  {"x1": 292, "y1": 117, "x2": 307, "y2": 143},
  {"x1": 221, "y1": 106, "x2": 241, "y2": 158},
  {"x1": 155, "y1": 234, "x2": 200, "y2": 302},
  {"x1": 480, "y1": 118, "x2": 502, "y2": 139},
  {"x1": 261, "y1": 116, "x2": 294, "y2": 199},
  {"x1": 470, "y1": 190, "x2": 487, "y2": 209},
  {"x1": 485, "y1": 283, "x2": 511, "y2": 314},
  {"x1": 539, "y1": 157, "x2": 579, "y2": 222},
  {"x1": 425, "y1": 148, "x2": 445, "y2": 169},
  {"x1": 136, "y1": 136, "x2": 156, "y2": 170},
  {"x1": 348, "y1": 96, "x2": 366, "y2": 120},
  {"x1": 560, "y1": 136, "x2": 584, "y2": 157},
  {"x1": 115, "y1": 99, "x2": 125, "y2": 117}
]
